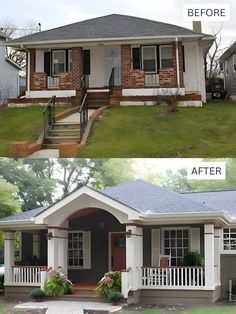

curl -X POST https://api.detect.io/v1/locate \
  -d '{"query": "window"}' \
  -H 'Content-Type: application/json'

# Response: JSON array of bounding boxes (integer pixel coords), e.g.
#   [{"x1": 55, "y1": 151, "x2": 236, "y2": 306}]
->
[
  {"x1": 68, "y1": 232, "x2": 84, "y2": 268},
  {"x1": 163, "y1": 228, "x2": 189, "y2": 266},
  {"x1": 132, "y1": 47, "x2": 141, "y2": 70},
  {"x1": 52, "y1": 50, "x2": 66, "y2": 76},
  {"x1": 233, "y1": 55, "x2": 236, "y2": 72},
  {"x1": 160, "y1": 45, "x2": 173, "y2": 68},
  {"x1": 141, "y1": 46, "x2": 157, "y2": 72},
  {"x1": 223, "y1": 228, "x2": 236, "y2": 251}
]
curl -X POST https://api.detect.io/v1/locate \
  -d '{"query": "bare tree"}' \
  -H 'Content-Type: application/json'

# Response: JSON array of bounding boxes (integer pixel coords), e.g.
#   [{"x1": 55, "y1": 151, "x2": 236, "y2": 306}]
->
[{"x1": 0, "y1": 20, "x2": 38, "y2": 70}]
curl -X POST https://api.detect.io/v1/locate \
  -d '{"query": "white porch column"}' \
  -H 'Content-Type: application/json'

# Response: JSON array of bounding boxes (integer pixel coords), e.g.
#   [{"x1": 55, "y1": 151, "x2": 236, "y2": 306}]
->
[
  {"x1": 175, "y1": 37, "x2": 180, "y2": 88},
  {"x1": 214, "y1": 228, "x2": 221, "y2": 287},
  {"x1": 126, "y1": 225, "x2": 143, "y2": 290},
  {"x1": 204, "y1": 224, "x2": 215, "y2": 288},
  {"x1": 47, "y1": 228, "x2": 68, "y2": 275},
  {"x1": 4, "y1": 232, "x2": 15, "y2": 284}
]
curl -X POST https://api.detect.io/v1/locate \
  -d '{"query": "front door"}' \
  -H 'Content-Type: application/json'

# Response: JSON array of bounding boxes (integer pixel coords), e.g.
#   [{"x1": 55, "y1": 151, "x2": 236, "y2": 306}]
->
[{"x1": 110, "y1": 232, "x2": 126, "y2": 271}]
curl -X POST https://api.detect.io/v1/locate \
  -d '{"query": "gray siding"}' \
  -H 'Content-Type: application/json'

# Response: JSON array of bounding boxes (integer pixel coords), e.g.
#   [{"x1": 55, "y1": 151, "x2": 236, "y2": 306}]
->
[
  {"x1": 221, "y1": 255, "x2": 236, "y2": 299},
  {"x1": 143, "y1": 224, "x2": 204, "y2": 266},
  {"x1": 68, "y1": 210, "x2": 125, "y2": 283},
  {"x1": 225, "y1": 54, "x2": 236, "y2": 94}
]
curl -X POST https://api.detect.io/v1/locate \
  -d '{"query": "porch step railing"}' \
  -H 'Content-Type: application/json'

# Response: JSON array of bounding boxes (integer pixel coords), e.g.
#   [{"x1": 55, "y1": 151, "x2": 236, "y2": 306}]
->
[
  {"x1": 79, "y1": 74, "x2": 89, "y2": 140},
  {"x1": 142, "y1": 266, "x2": 205, "y2": 288},
  {"x1": 43, "y1": 95, "x2": 56, "y2": 138},
  {"x1": 109, "y1": 67, "x2": 121, "y2": 93},
  {"x1": 11, "y1": 266, "x2": 48, "y2": 285}
]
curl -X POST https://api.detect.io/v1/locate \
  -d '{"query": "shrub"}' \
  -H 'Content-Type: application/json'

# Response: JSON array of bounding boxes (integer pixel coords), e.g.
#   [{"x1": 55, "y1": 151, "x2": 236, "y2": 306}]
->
[
  {"x1": 184, "y1": 252, "x2": 204, "y2": 266},
  {"x1": 44, "y1": 270, "x2": 73, "y2": 296},
  {"x1": 30, "y1": 289, "x2": 46, "y2": 300},
  {"x1": 107, "y1": 291, "x2": 124, "y2": 303},
  {"x1": 95, "y1": 271, "x2": 121, "y2": 298}
]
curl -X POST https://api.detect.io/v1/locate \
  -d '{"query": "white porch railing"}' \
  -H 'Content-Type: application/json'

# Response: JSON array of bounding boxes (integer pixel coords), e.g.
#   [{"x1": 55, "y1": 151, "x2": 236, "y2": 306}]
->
[
  {"x1": 142, "y1": 267, "x2": 205, "y2": 289},
  {"x1": 11, "y1": 266, "x2": 49, "y2": 286},
  {"x1": 47, "y1": 77, "x2": 59, "y2": 89}
]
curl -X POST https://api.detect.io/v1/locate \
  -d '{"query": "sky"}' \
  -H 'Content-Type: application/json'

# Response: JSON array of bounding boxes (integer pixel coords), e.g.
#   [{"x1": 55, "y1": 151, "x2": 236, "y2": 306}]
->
[{"x1": 0, "y1": 0, "x2": 235, "y2": 48}]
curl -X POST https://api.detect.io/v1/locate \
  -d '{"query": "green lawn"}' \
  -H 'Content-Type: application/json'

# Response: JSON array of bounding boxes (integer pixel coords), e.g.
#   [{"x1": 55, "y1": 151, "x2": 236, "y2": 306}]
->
[
  {"x1": 80, "y1": 102, "x2": 236, "y2": 158},
  {"x1": 0, "y1": 106, "x2": 66, "y2": 157},
  {"x1": 121, "y1": 305, "x2": 236, "y2": 314}
]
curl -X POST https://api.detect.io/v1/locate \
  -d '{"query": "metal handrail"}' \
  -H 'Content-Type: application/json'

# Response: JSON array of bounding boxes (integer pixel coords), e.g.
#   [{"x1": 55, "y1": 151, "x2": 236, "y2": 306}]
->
[
  {"x1": 43, "y1": 95, "x2": 56, "y2": 138},
  {"x1": 79, "y1": 75, "x2": 89, "y2": 140},
  {"x1": 109, "y1": 67, "x2": 115, "y2": 93}
]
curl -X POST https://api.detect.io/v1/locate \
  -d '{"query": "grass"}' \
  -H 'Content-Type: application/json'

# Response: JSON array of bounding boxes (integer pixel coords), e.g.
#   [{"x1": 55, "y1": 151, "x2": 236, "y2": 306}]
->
[
  {"x1": 80, "y1": 101, "x2": 236, "y2": 158},
  {"x1": 121, "y1": 305, "x2": 236, "y2": 314},
  {"x1": 0, "y1": 105, "x2": 66, "y2": 157}
]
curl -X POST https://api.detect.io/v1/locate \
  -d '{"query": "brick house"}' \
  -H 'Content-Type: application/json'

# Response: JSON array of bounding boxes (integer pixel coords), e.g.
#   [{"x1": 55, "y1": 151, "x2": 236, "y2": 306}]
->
[
  {"x1": 8, "y1": 14, "x2": 214, "y2": 106},
  {"x1": 1, "y1": 180, "x2": 236, "y2": 304}
]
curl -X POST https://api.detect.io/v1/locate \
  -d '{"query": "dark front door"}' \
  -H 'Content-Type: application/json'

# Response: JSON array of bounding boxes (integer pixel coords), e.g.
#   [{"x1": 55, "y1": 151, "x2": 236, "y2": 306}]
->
[{"x1": 111, "y1": 232, "x2": 126, "y2": 271}]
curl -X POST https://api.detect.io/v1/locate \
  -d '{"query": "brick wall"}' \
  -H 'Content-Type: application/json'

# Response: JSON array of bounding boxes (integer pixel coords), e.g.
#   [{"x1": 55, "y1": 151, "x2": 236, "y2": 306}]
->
[
  {"x1": 121, "y1": 44, "x2": 145, "y2": 88},
  {"x1": 29, "y1": 49, "x2": 36, "y2": 90},
  {"x1": 109, "y1": 86, "x2": 122, "y2": 106},
  {"x1": 59, "y1": 72, "x2": 73, "y2": 89},
  {"x1": 32, "y1": 73, "x2": 47, "y2": 90},
  {"x1": 71, "y1": 47, "x2": 83, "y2": 90}
]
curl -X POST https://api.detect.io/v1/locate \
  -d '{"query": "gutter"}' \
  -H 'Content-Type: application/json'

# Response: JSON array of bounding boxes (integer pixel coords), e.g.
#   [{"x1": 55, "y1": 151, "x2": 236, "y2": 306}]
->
[{"x1": 8, "y1": 34, "x2": 205, "y2": 47}]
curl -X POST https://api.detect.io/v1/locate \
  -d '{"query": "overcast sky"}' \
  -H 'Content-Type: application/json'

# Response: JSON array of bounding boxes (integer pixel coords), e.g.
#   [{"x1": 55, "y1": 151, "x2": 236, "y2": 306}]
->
[{"x1": 0, "y1": 0, "x2": 235, "y2": 48}]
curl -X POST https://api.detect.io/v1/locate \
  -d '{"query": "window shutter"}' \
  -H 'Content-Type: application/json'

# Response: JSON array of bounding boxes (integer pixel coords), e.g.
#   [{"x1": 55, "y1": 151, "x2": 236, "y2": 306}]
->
[
  {"x1": 44, "y1": 52, "x2": 51, "y2": 76},
  {"x1": 132, "y1": 47, "x2": 141, "y2": 69},
  {"x1": 83, "y1": 231, "x2": 91, "y2": 269},
  {"x1": 156, "y1": 45, "x2": 160, "y2": 73},
  {"x1": 151, "y1": 229, "x2": 160, "y2": 266},
  {"x1": 190, "y1": 228, "x2": 200, "y2": 253},
  {"x1": 83, "y1": 50, "x2": 90, "y2": 75},
  {"x1": 182, "y1": 45, "x2": 185, "y2": 72}
]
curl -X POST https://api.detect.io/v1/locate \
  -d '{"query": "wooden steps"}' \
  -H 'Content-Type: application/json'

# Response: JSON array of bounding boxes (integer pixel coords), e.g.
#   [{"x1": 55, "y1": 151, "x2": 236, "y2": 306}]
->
[{"x1": 87, "y1": 90, "x2": 110, "y2": 108}]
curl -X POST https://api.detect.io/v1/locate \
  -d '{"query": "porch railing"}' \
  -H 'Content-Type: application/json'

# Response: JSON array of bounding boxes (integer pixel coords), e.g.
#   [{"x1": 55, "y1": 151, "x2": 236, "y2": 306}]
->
[
  {"x1": 43, "y1": 95, "x2": 56, "y2": 137},
  {"x1": 11, "y1": 266, "x2": 48, "y2": 286},
  {"x1": 145, "y1": 73, "x2": 159, "y2": 86},
  {"x1": 142, "y1": 267, "x2": 205, "y2": 288},
  {"x1": 79, "y1": 75, "x2": 89, "y2": 140},
  {"x1": 47, "y1": 77, "x2": 59, "y2": 89},
  {"x1": 109, "y1": 67, "x2": 121, "y2": 93}
]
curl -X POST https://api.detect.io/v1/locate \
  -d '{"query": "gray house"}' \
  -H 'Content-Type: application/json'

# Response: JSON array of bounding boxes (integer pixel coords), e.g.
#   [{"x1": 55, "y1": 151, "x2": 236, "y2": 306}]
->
[
  {"x1": 0, "y1": 180, "x2": 236, "y2": 304},
  {"x1": 220, "y1": 42, "x2": 236, "y2": 99},
  {"x1": 0, "y1": 31, "x2": 22, "y2": 101}
]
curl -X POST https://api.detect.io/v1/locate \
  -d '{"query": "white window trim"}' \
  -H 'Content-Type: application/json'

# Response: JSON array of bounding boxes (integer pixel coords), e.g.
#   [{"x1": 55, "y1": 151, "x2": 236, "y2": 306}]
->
[
  {"x1": 161, "y1": 227, "x2": 190, "y2": 266},
  {"x1": 141, "y1": 45, "x2": 157, "y2": 73},
  {"x1": 159, "y1": 45, "x2": 173, "y2": 69},
  {"x1": 222, "y1": 228, "x2": 236, "y2": 254},
  {"x1": 68, "y1": 230, "x2": 89, "y2": 270},
  {"x1": 52, "y1": 50, "x2": 66, "y2": 77}
]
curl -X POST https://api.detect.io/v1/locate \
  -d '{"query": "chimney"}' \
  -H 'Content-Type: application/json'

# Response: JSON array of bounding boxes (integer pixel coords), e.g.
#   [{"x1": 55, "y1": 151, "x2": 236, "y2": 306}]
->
[
  {"x1": 38, "y1": 23, "x2": 41, "y2": 32},
  {"x1": 192, "y1": 21, "x2": 202, "y2": 33}
]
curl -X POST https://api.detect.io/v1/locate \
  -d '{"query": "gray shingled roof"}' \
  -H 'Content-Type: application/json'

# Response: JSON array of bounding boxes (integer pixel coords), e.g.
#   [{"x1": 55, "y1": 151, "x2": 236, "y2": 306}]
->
[
  {"x1": 0, "y1": 30, "x2": 7, "y2": 39},
  {"x1": 10, "y1": 14, "x2": 206, "y2": 44},
  {"x1": 0, "y1": 206, "x2": 46, "y2": 222},
  {"x1": 101, "y1": 180, "x2": 215, "y2": 214},
  {"x1": 183, "y1": 191, "x2": 236, "y2": 218}
]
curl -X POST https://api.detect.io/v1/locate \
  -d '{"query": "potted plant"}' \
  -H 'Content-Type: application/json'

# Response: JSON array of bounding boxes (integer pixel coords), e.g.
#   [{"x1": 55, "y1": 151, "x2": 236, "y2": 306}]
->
[
  {"x1": 107, "y1": 291, "x2": 124, "y2": 305},
  {"x1": 183, "y1": 252, "x2": 204, "y2": 266},
  {"x1": 30, "y1": 288, "x2": 46, "y2": 302}
]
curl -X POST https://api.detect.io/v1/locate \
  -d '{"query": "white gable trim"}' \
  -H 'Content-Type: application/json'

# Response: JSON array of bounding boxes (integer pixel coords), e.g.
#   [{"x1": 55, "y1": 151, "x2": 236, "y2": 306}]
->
[{"x1": 34, "y1": 186, "x2": 142, "y2": 225}]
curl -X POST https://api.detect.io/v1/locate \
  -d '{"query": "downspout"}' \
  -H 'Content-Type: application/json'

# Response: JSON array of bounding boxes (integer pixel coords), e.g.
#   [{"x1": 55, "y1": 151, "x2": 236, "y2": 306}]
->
[
  {"x1": 21, "y1": 45, "x2": 30, "y2": 93},
  {"x1": 175, "y1": 37, "x2": 180, "y2": 89}
]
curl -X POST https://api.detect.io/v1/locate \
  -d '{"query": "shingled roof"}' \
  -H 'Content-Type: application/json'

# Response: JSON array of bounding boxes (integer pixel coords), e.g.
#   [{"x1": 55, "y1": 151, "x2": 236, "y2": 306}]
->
[
  {"x1": 0, "y1": 206, "x2": 46, "y2": 222},
  {"x1": 10, "y1": 14, "x2": 208, "y2": 45}
]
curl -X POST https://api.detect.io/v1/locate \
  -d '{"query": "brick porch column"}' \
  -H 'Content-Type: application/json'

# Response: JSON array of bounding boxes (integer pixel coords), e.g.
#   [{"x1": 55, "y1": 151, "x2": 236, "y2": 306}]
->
[
  {"x1": 121, "y1": 44, "x2": 131, "y2": 87},
  {"x1": 4, "y1": 231, "x2": 15, "y2": 284},
  {"x1": 71, "y1": 47, "x2": 83, "y2": 99},
  {"x1": 29, "y1": 48, "x2": 36, "y2": 91}
]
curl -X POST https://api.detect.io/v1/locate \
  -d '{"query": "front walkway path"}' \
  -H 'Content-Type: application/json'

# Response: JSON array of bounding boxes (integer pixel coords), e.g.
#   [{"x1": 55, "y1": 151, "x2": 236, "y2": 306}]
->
[{"x1": 15, "y1": 300, "x2": 122, "y2": 314}]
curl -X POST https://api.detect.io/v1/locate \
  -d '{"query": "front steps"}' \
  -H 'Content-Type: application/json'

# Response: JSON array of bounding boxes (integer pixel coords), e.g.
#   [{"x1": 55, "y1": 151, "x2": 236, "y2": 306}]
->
[
  {"x1": 87, "y1": 89, "x2": 110, "y2": 108},
  {"x1": 43, "y1": 122, "x2": 80, "y2": 149}
]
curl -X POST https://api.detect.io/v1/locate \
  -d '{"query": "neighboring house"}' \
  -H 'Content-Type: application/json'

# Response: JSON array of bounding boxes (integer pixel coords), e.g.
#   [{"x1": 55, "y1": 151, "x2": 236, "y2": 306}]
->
[
  {"x1": 0, "y1": 31, "x2": 22, "y2": 101},
  {"x1": 220, "y1": 42, "x2": 236, "y2": 100},
  {"x1": 7, "y1": 14, "x2": 214, "y2": 106},
  {"x1": 1, "y1": 180, "x2": 236, "y2": 304}
]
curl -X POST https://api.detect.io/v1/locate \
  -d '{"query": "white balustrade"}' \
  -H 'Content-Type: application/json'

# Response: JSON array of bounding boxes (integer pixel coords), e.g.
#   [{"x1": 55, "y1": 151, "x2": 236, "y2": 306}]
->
[
  {"x1": 11, "y1": 266, "x2": 48, "y2": 286},
  {"x1": 142, "y1": 267, "x2": 205, "y2": 289}
]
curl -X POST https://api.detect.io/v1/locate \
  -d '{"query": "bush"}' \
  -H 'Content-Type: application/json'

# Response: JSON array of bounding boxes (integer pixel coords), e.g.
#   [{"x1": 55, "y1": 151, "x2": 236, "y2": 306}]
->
[
  {"x1": 184, "y1": 252, "x2": 204, "y2": 266},
  {"x1": 107, "y1": 291, "x2": 124, "y2": 303},
  {"x1": 30, "y1": 289, "x2": 46, "y2": 300},
  {"x1": 95, "y1": 271, "x2": 121, "y2": 298},
  {"x1": 44, "y1": 270, "x2": 73, "y2": 296}
]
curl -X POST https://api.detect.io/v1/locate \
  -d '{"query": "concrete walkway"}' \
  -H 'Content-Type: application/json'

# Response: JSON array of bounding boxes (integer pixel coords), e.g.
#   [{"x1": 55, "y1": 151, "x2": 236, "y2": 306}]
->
[{"x1": 15, "y1": 300, "x2": 122, "y2": 314}]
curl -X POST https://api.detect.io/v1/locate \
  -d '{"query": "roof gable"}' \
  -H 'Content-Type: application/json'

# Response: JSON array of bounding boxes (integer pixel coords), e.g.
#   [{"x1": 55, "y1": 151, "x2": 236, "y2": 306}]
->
[{"x1": 10, "y1": 14, "x2": 206, "y2": 45}]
